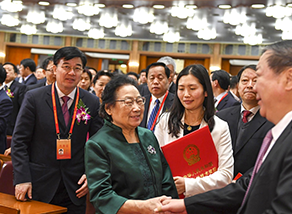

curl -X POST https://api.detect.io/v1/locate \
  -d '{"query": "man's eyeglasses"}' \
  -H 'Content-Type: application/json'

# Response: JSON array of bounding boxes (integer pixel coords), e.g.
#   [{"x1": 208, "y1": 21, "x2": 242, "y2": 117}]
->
[
  {"x1": 46, "y1": 68, "x2": 54, "y2": 72},
  {"x1": 60, "y1": 65, "x2": 83, "y2": 73},
  {"x1": 116, "y1": 96, "x2": 146, "y2": 107}
]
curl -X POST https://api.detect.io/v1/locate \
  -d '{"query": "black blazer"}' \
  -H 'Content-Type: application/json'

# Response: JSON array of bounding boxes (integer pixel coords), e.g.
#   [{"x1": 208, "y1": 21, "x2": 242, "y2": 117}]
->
[
  {"x1": 0, "y1": 89, "x2": 13, "y2": 153},
  {"x1": 139, "y1": 92, "x2": 174, "y2": 128},
  {"x1": 216, "y1": 105, "x2": 274, "y2": 176},
  {"x1": 216, "y1": 92, "x2": 240, "y2": 111},
  {"x1": 11, "y1": 85, "x2": 103, "y2": 205},
  {"x1": 6, "y1": 80, "x2": 27, "y2": 135},
  {"x1": 16, "y1": 73, "x2": 38, "y2": 85},
  {"x1": 185, "y1": 120, "x2": 292, "y2": 214},
  {"x1": 26, "y1": 78, "x2": 46, "y2": 92}
]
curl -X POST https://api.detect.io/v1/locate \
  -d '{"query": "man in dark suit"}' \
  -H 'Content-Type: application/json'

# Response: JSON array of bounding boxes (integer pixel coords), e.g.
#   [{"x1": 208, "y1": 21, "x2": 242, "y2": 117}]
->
[
  {"x1": 17, "y1": 58, "x2": 37, "y2": 85},
  {"x1": 0, "y1": 65, "x2": 13, "y2": 154},
  {"x1": 217, "y1": 65, "x2": 274, "y2": 177},
  {"x1": 3, "y1": 62, "x2": 26, "y2": 136},
  {"x1": 154, "y1": 40, "x2": 292, "y2": 214},
  {"x1": 211, "y1": 69, "x2": 239, "y2": 111},
  {"x1": 139, "y1": 62, "x2": 174, "y2": 131},
  {"x1": 12, "y1": 47, "x2": 103, "y2": 214},
  {"x1": 26, "y1": 56, "x2": 55, "y2": 91}
]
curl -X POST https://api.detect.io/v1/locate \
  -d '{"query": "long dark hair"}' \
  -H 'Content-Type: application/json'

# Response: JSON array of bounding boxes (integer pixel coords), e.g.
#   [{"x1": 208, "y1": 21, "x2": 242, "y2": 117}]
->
[{"x1": 168, "y1": 64, "x2": 215, "y2": 137}]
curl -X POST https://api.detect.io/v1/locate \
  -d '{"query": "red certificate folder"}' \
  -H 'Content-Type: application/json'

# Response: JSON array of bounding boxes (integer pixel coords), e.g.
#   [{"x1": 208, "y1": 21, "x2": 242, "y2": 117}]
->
[{"x1": 161, "y1": 126, "x2": 218, "y2": 180}]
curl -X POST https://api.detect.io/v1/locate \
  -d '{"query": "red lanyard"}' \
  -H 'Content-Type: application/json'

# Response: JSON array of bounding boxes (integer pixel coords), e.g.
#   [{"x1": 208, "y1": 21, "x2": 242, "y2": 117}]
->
[
  {"x1": 51, "y1": 83, "x2": 79, "y2": 139},
  {"x1": 217, "y1": 92, "x2": 228, "y2": 106},
  {"x1": 149, "y1": 90, "x2": 169, "y2": 131}
]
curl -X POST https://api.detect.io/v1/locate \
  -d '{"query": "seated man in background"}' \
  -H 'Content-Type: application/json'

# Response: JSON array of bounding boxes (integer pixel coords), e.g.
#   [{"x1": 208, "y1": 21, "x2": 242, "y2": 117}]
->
[{"x1": 216, "y1": 64, "x2": 274, "y2": 177}]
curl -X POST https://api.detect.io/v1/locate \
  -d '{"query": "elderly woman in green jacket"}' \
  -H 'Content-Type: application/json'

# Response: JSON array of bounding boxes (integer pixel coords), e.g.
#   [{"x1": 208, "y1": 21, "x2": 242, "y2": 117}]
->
[{"x1": 85, "y1": 74, "x2": 178, "y2": 214}]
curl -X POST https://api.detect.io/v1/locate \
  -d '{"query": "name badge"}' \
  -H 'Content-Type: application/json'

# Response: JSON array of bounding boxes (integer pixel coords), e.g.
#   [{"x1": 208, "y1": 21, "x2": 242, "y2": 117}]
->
[{"x1": 56, "y1": 139, "x2": 71, "y2": 160}]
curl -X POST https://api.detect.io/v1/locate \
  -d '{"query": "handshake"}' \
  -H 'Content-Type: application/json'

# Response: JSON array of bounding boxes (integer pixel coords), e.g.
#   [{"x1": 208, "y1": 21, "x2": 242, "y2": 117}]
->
[{"x1": 143, "y1": 196, "x2": 187, "y2": 214}]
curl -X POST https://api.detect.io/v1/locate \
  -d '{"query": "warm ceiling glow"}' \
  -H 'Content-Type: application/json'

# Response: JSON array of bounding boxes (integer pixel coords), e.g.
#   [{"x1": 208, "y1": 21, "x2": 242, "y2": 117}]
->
[
  {"x1": 186, "y1": 5, "x2": 198, "y2": 9},
  {"x1": 96, "y1": 3, "x2": 105, "y2": 8},
  {"x1": 251, "y1": 4, "x2": 265, "y2": 9},
  {"x1": 122, "y1": 4, "x2": 134, "y2": 9},
  {"x1": 218, "y1": 4, "x2": 232, "y2": 9},
  {"x1": 38, "y1": 1, "x2": 49, "y2": 6},
  {"x1": 0, "y1": 52, "x2": 6, "y2": 57},
  {"x1": 66, "y1": 3, "x2": 77, "y2": 7},
  {"x1": 129, "y1": 62, "x2": 139, "y2": 67},
  {"x1": 153, "y1": 5, "x2": 165, "y2": 9}
]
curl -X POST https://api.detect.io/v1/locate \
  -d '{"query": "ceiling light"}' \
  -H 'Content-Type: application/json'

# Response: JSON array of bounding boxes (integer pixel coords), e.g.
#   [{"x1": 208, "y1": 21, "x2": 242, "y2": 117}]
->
[
  {"x1": 133, "y1": 7, "x2": 154, "y2": 24},
  {"x1": 38, "y1": 1, "x2": 49, "y2": 6},
  {"x1": 88, "y1": 27, "x2": 105, "y2": 39},
  {"x1": 218, "y1": 4, "x2": 232, "y2": 9},
  {"x1": 266, "y1": 5, "x2": 292, "y2": 18},
  {"x1": 243, "y1": 33, "x2": 263, "y2": 45},
  {"x1": 186, "y1": 5, "x2": 198, "y2": 9},
  {"x1": 20, "y1": 24, "x2": 37, "y2": 35},
  {"x1": 163, "y1": 29, "x2": 180, "y2": 43},
  {"x1": 1, "y1": 0, "x2": 23, "y2": 12},
  {"x1": 99, "y1": 8, "x2": 118, "y2": 28},
  {"x1": 121, "y1": 64, "x2": 127, "y2": 68},
  {"x1": 129, "y1": 62, "x2": 139, "y2": 67},
  {"x1": 223, "y1": 7, "x2": 247, "y2": 26},
  {"x1": 251, "y1": 4, "x2": 265, "y2": 9},
  {"x1": 1, "y1": 13, "x2": 20, "y2": 27},
  {"x1": 198, "y1": 27, "x2": 217, "y2": 40},
  {"x1": 66, "y1": 3, "x2": 77, "y2": 7},
  {"x1": 73, "y1": 18, "x2": 91, "y2": 31},
  {"x1": 46, "y1": 19, "x2": 63, "y2": 33},
  {"x1": 122, "y1": 4, "x2": 134, "y2": 8},
  {"x1": 171, "y1": 5, "x2": 195, "y2": 19},
  {"x1": 27, "y1": 5, "x2": 46, "y2": 24},
  {"x1": 282, "y1": 29, "x2": 292, "y2": 40},
  {"x1": 150, "y1": 19, "x2": 168, "y2": 35},
  {"x1": 153, "y1": 5, "x2": 165, "y2": 9},
  {"x1": 78, "y1": 2, "x2": 100, "y2": 16},
  {"x1": 115, "y1": 17, "x2": 132, "y2": 37},
  {"x1": 95, "y1": 3, "x2": 105, "y2": 8},
  {"x1": 187, "y1": 15, "x2": 207, "y2": 31},
  {"x1": 53, "y1": 5, "x2": 73, "y2": 21}
]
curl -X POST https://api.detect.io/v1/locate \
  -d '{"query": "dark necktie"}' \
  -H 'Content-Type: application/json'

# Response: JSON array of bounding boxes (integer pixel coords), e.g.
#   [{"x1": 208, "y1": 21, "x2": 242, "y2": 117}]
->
[
  {"x1": 242, "y1": 110, "x2": 252, "y2": 123},
  {"x1": 242, "y1": 130, "x2": 273, "y2": 205},
  {"x1": 4, "y1": 85, "x2": 8, "y2": 90},
  {"x1": 147, "y1": 99, "x2": 160, "y2": 131},
  {"x1": 61, "y1": 96, "x2": 70, "y2": 126}
]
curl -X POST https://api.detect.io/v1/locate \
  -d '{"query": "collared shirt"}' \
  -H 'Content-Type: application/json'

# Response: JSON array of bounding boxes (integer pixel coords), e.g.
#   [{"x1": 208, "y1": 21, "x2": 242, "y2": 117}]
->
[
  {"x1": 214, "y1": 91, "x2": 227, "y2": 108},
  {"x1": 147, "y1": 93, "x2": 167, "y2": 124},
  {"x1": 23, "y1": 73, "x2": 33, "y2": 82},
  {"x1": 263, "y1": 110, "x2": 292, "y2": 162},
  {"x1": 0, "y1": 85, "x2": 4, "y2": 90},
  {"x1": 55, "y1": 82, "x2": 76, "y2": 109},
  {"x1": 240, "y1": 105, "x2": 260, "y2": 122},
  {"x1": 3, "y1": 80, "x2": 14, "y2": 89},
  {"x1": 230, "y1": 90, "x2": 241, "y2": 102}
]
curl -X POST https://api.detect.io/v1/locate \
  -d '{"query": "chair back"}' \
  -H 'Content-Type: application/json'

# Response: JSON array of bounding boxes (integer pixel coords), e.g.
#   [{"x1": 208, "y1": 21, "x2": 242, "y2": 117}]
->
[{"x1": 0, "y1": 161, "x2": 14, "y2": 195}]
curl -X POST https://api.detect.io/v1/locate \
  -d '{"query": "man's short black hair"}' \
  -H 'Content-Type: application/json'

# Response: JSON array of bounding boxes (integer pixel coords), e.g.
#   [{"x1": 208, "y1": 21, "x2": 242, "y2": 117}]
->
[
  {"x1": 54, "y1": 46, "x2": 87, "y2": 68},
  {"x1": 211, "y1": 70, "x2": 230, "y2": 90},
  {"x1": 145, "y1": 62, "x2": 170, "y2": 78},
  {"x1": 20, "y1": 58, "x2": 36, "y2": 72}
]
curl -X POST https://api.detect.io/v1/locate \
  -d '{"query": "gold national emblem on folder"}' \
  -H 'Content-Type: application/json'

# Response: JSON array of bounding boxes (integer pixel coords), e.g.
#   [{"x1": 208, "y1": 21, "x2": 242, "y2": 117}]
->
[{"x1": 183, "y1": 144, "x2": 200, "y2": 166}]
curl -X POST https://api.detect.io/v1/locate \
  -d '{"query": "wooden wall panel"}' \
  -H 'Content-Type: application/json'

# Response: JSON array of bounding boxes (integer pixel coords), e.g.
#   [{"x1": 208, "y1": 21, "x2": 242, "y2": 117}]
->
[
  {"x1": 6, "y1": 46, "x2": 31, "y2": 66},
  {"x1": 221, "y1": 59, "x2": 231, "y2": 73},
  {"x1": 86, "y1": 57, "x2": 100, "y2": 71},
  {"x1": 184, "y1": 59, "x2": 205, "y2": 68}
]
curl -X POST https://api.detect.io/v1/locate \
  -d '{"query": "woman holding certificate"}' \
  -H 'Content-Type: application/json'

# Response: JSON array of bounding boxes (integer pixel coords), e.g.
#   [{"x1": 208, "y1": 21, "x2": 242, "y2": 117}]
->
[
  {"x1": 154, "y1": 64, "x2": 234, "y2": 197},
  {"x1": 84, "y1": 74, "x2": 178, "y2": 214}
]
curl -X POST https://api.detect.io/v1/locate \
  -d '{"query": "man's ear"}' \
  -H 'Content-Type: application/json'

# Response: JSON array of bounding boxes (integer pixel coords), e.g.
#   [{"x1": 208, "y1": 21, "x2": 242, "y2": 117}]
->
[
  {"x1": 53, "y1": 65, "x2": 57, "y2": 76},
  {"x1": 284, "y1": 68, "x2": 292, "y2": 91}
]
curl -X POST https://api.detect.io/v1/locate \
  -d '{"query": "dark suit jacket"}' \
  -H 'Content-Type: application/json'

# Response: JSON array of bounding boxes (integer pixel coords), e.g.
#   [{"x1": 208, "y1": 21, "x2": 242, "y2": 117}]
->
[
  {"x1": 0, "y1": 89, "x2": 13, "y2": 153},
  {"x1": 11, "y1": 85, "x2": 103, "y2": 205},
  {"x1": 26, "y1": 78, "x2": 46, "y2": 92},
  {"x1": 185, "y1": 120, "x2": 292, "y2": 214},
  {"x1": 6, "y1": 80, "x2": 27, "y2": 135},
  {"x1": 216, "y1": 92, "x2": 240, "y2": 111},
  {"x1": 168, "y1": 82, "x2": 176, "y2": 94},
  {"x1": 138, "y1": 83, "x2": 150, "y2": 96},
  {"x1": 16, "y1": 73, "x2": 38, "y2": 85},
  {"x1": 216, "y1": 105, "x2": 274, "y2": 176},
  {"x1": 139, "y1": 92, "x2": 174, "y2": 128}
]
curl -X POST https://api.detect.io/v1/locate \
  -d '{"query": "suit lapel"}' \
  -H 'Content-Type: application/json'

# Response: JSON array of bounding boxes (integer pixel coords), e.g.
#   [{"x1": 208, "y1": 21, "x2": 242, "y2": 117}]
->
[
  {"x1": 234, "y1": 112, "x2": 266, "y2": 155},
  {"x1": 142, "y1": 94, "x2": 151, "y2": 127},
  {"x1": 226, "y1": 105, "x2": 240, "y2": 148}
]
